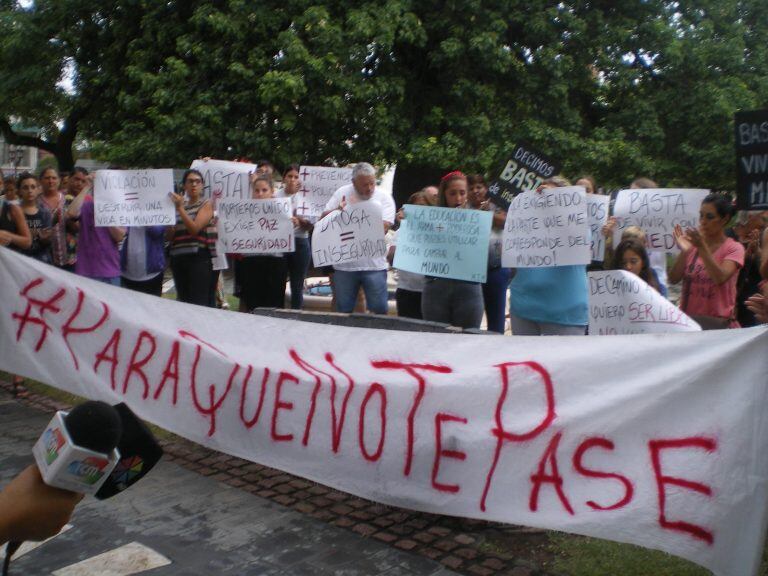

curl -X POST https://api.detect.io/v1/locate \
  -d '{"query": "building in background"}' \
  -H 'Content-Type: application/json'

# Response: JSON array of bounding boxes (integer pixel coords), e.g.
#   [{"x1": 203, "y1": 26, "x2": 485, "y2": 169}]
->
[{"x1": 0, "y1": 125, "x2": 40, "y2": 175}]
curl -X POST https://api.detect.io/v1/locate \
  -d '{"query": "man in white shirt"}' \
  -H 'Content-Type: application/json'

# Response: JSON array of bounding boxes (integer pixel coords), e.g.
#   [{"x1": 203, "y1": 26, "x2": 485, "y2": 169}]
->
[{"x1": 323, "y1": 162, "x2": 395, "y2": 314}]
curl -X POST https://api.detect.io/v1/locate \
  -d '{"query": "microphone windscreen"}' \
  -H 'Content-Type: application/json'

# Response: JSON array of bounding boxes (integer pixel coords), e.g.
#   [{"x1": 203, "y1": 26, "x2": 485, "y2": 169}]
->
[
  {"x1": 63, "y1": 401, "x2": 122, "y2": 454},
  {"x1": 94, "y1": 403, "x2": 163, "y2": 500}
]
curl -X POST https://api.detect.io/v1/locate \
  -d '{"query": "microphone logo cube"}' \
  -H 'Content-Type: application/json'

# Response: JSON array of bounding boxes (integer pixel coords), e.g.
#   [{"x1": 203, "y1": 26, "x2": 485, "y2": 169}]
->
[
  {"x1": 33, "y1": 411, "x2": 120, "y2": 495},
  {"x1": 42, "y1": 428, "x2": 67, "y2": 464}
]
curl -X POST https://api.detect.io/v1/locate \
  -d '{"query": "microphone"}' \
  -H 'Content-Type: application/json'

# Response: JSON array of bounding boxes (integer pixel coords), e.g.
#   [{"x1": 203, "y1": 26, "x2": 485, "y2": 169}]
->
[
  {"x1": 4, "y1": 402, "x2": 163, "y2": 576},
  {"x1": 32, "y1": 401, "x2": 122, "y2": 494},
  {"x1": 94, "y1": 403, "x2": 163, "y2": 500}
]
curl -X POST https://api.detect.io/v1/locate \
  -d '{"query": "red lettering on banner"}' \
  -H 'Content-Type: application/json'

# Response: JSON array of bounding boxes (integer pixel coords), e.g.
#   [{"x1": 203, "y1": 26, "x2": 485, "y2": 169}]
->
[
  {"x1": 371, "y1": 361, "x2": 452, "y2": 477},
  {"x1": 60, "y1": 289, "x2": 109, "y2": 370},
  {"x1": 93, "y1": 329, "x2": 122, "y2": 391},
  {"x1": 272, "y1": 371, "x2": 299, "y2": 442},
  {"x1": 290, "y1": 350, "x2": 355, "y2": 450},
  {"x1": 154, "y1": 340, "x2": 181, "y2": 405},
  {"x1": 325, "y1": 354, "x2": 356, "y2": 452},
  {"x1": 358, "y1": 383, "x2": 386, "y2": 461},
  {"x1": 12, "y1": 278, "x2": 66, "y2": 352},
  {"x1": 573, "y1": 437, "x2": 634, "y2": 511},
  {"x1": 239, "y1": 365, "x2": 269, "y2": 428},
  {"x1": 481, "y1": 361, "x2": 556, "y2": 512},
  {"x1": 179, "y1": 330, "x2": 237, "y2": 437},
  {"x1": 529, "y1": 431, "x2": 574, "y2": 515},
  {"x1": 432, "y1": 413, "x2": 468, "y2": 494},
  {"x1": 122, "y1": 330, "x2": 157, "y2": 399},
  {"x1": 649, "y1": 437, "x2": 717, "y2": 545}
]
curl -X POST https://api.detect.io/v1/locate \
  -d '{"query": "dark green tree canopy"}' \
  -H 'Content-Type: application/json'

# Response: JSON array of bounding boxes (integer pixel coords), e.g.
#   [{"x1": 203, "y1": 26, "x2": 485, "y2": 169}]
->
[{"x1": 1, "y1": 0, "x2": 766, "y2": 189}]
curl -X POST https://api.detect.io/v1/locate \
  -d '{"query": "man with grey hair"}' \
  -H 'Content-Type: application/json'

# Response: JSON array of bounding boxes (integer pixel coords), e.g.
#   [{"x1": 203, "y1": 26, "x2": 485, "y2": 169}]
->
[{"x1": 322, "y1": 162, "x2": 395, "y2": 314}]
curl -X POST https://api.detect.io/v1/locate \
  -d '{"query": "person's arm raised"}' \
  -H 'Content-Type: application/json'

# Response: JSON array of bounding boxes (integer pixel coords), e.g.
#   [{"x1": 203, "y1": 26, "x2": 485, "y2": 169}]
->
[{"x1": 170, "y1": 193, "x2": 212, "y2": 236}]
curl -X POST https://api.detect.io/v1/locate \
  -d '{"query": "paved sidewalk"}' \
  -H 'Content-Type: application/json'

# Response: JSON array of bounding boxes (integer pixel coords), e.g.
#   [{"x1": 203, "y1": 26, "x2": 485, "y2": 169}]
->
[{"x1": 1, "y1": 383, "x2": 554, "y2": 576}]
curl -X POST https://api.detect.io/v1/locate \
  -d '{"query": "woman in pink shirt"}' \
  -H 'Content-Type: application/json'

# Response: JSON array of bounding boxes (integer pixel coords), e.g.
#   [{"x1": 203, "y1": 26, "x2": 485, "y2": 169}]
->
[{"x1": 669, "y1": 194, "x2": 744, "y2": 329}]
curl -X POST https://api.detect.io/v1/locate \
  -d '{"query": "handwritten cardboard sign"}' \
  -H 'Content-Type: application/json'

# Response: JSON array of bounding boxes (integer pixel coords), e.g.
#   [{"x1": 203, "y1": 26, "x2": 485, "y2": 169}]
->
[
  {"x1": 502, "y1": 186, "x2": 590, "y2": 267},
  {"x1": 587, "y1": 194, "x2": 610, "y2": 262},
  {"x1": 190, "y1": 159, "x2": 255, "y2": 201},
  {"x1": 393, "y1": 205, "x2": 492, "y2": 282},
  {"x1": 311, "y1": 200, "x2": 386, "y2": 267},
  {"x1": 612, "y1": 189, "x2": 710, "y2": 252},
  {"x1": 487, "y1": 143, "x2": 560, "y2": 209},
  {"x1": 588, "y1": 270, "x2": 700, "y2": 334},
  {"x1": 216, "y1": 198, "x2": 294, "y2": 254},
  {"x1": 94, "y1": 169, "x2": 175, "y2": 227},
  {"x1": 295, "y1": 166, "x2": 353, "y2": 221},
  {"x1": 1, "y1": 246, "x2": 767, "y2": 576},
  {"x1": 735, "y1": 109, "x2": 768, "y2": 210}
]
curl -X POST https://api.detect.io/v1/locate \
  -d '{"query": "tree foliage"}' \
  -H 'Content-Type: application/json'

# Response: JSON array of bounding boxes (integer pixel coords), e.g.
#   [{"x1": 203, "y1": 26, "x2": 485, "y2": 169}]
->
[{"x1": 1, "y1": 0, "x2": 766, "y2": 188}]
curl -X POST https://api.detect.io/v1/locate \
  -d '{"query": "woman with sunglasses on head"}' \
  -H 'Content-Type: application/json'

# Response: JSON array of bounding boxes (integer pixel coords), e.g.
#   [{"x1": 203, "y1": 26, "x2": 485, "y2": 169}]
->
[
  {"x1": 168, "y1": 169, "x2": 216, "y2": 306},
  {"x1": 669, "y1": 194, "x2": 744, "y2": 329}
]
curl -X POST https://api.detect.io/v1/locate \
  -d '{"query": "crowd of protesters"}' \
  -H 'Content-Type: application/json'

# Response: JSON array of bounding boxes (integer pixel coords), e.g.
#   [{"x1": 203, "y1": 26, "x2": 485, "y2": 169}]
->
[{"x1": 1, "y1": 161, "x2": 767, "y2": 366}]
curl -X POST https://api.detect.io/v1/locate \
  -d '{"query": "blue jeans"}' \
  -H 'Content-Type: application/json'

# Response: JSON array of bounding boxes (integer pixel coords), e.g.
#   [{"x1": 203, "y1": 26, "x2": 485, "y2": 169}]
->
[
  {"x1": 285, "y1": 237, "x2": 311, "y2": 309},
  {"x1": 334, "y1": 269, "x2": 388, "y2": 314},
  {"x1": 92, "y1": 276, "x2": 121, "y2": 286}
]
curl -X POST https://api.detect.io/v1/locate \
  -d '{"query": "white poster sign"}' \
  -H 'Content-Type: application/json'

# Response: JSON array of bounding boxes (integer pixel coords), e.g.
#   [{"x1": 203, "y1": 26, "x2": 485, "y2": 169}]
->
[
  {"x1": 311, "y1": 200, "x2": 386, "y2": 267},
  {"x1": 94, "y1": 170, "x2": 175, "y2": 227},
  {"x1": 0, "y1": 248, "x2": 767, "y2": 576},
  {"x1": 587, "y1": 194, "x2": 610, "y2": 262},
  {"x1": 588, "y1": 270, "x2": 701, "y2": 334},
  {"x1": 295, "y1": 166, "x2": 353, "y2": 220},
  {"x1": 502, "y1": 186, "x2": 591, "y2": 267},
  {"x1": 612, "y1": 189, "x2": 710, "y2": 252},
  {"x1": 190, "y1": 159, "x2": 255, "y2": 201},
  {"x1": 216, "y1": 198, "x2": 294, "y2": 254}
]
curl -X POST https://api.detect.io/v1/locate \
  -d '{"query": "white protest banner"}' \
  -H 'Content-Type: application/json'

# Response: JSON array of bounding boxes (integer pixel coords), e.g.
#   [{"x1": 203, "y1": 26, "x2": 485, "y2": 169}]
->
[
  {"x1": 94, "y1": 170, "x2": 175, "y2": 227},
  {"x1": 588, "y1": 270, "x2": 701, "y2": 335},
  {"x1": 587, "y1": 194, "x2": 610, "y2": 262},
  {"x1": 190, "y1": 159, "x2": 255, "y2": 201},
  {"x1": 1, "y1": 247, "x2": 767, "y2": 576},
  {"x1": 216, "y1": 198, "x2": 294, "y2": 254},
  {"x1": 311, "y1": 200, "x2": 386, "y2": 267},
  {"x1": 393, "y1": 205, "x2": 493, "y2": 282},
  {"x1": 295, "y1": 166, "x2": 353, "y2": 220},
  {"x1": 612, "y1": 188, "x2": 710, "y2": 252},
  {"x1": 502, "y1": 186, "x2": 590, "y2": 268}
]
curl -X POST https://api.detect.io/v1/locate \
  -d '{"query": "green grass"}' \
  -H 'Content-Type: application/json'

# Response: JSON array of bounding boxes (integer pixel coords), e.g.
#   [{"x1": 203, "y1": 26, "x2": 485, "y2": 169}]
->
[{"x1": 549, "y1": 532, "x2": 768, "y2": 576}]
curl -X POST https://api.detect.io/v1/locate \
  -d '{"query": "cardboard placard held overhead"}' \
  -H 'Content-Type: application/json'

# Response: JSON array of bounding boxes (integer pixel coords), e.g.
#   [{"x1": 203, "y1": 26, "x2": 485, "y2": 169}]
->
[
  {"x1": 487, "y1": 143, "x2": 560, "y2": 209},
  {"x1": 502, "y1": 186, "x2": 591, "y2": 268},
  {"x1": 190, "y1": 159, "x2": 255, "y2": 201},
  {"x1": 612, "y1": 189, "x2": 710, "y2": 252},
  {"x1": 587, "y1": 194, "x2": 610, "y2": 262},
  {"x1": 735, "y1": 109, "x2": 768, "y2": 210},
  {"x1": 94, "y1": 169, "x2": 175, "y2": 227},
  {"x1": 295, "y1": 166, "x2": 354, "y2": 221}
]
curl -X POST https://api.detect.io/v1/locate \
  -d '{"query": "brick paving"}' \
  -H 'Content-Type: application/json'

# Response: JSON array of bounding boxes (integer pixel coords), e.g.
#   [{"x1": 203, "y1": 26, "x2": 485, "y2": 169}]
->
[{"x1": 1, "y1": 380, "x2": 558, "y2": 576}]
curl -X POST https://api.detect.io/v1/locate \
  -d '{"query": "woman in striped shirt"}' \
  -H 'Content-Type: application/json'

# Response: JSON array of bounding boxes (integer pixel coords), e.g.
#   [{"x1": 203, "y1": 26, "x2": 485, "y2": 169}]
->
[{"x1": 168, "y1": 169, "x2": 216, "y2": 306}]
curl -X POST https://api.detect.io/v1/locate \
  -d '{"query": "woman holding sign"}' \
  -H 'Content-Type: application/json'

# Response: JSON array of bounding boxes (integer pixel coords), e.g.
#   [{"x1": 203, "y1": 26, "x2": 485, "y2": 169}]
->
[
  {"x1": 239, "y1": 175, "x2": 289, "y2": 311},
  {"x1": 421, "y1": 171, "x2": 484, "y2": 329},
  {"x1": 168, "y1": 169, "x2": 216, "y2": 307},
  {"x1": 508, "y1": 177, "x2": 588, "y2": 336},
  {"x1": 670, "y1": 194, "x2": 744, "y2": 329}
]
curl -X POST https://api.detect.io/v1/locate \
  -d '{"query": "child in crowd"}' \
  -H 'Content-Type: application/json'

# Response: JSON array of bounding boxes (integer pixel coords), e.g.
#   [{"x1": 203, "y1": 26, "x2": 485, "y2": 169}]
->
[
  {"x1": 239, "y1": 175, "x2": 288, "y2": 311},
  {"x1": 612, "y1": 238, "x2": 661, "y2": 292},
  {"x1": 618, "y1": 226, "x2": 667, "y2": 296}
]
